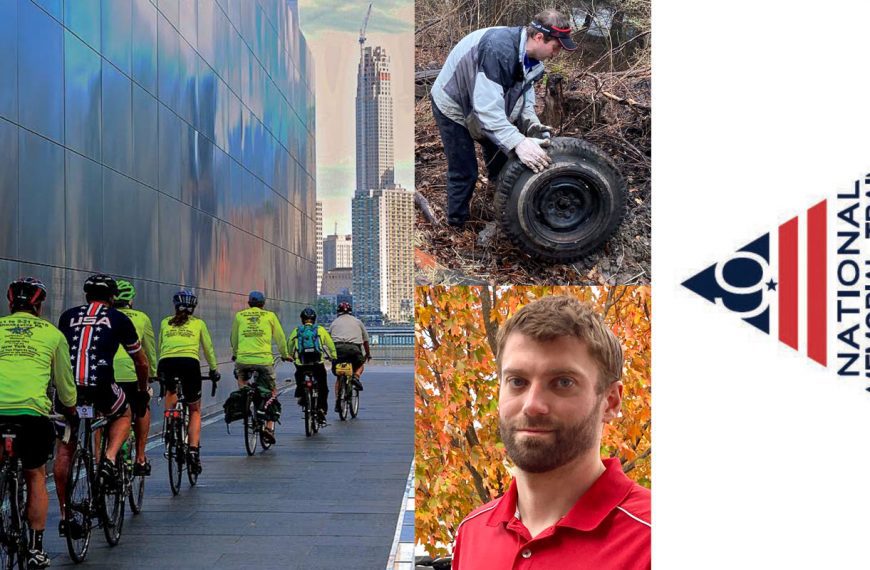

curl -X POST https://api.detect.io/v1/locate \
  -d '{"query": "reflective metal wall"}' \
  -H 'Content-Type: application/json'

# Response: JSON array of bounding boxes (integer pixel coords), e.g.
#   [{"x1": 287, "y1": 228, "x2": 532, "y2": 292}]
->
[{"x1": 0, "y1": 0, "x2": 316, "y2": 359}]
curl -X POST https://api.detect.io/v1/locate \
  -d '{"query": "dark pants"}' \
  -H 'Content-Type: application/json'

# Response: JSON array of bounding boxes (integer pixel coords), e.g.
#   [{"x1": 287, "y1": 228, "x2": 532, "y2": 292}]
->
[
  {"x1": 431, "y1": 98, "x2": 508, "y2": 225},
  {"x1": 294, "y1": 363, "x2": 328, "y2": 414}
]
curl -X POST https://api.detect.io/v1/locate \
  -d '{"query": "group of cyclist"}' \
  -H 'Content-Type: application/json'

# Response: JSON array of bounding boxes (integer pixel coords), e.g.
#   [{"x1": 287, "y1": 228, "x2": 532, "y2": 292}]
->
[{"x1": 0, "y1": 273, "x2": 370, "y2": 568}]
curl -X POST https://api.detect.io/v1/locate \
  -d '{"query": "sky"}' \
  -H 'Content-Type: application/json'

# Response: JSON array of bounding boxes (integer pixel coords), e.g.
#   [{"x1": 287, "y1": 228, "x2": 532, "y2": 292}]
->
[{"x1": 299, "y1": 0, "x2": 414, "y2": 236}]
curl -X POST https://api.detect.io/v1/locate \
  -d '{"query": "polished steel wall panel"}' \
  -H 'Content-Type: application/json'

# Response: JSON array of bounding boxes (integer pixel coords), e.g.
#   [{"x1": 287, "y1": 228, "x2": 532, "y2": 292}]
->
[
  {"x1": 157, "y1": 13, "x2": 180, "y2": 112},
  {"x1": 102, "y1": 0, "x2": 132, "y2": 76},
  {"x1": 0, "y1": 1, "x2": 18, "y2": 121},
  {"x1": 19, "y1": 130, "x2": 65, "y2": 265},
  {"x1": 132, "y1": 84, "x2": 159, "y2": 188},
  {"x1": 102, "y1": 61, "x2": 133, "y2": 176},
  {"x1": 0, "y1": 119, "x2": 18, "y2": 257},
  {"x1": 64, "y1": 0, "x2": 101, "y2": 52},
  {"x1": 64, "y1": 151, "x2": 103, "y2": 268},
  {"x1": 195, "y1": 132, "x2": 215, "y2": 215},
  {"x1": 18, "y1": 0, "x2": 63, "y2": 143},
  {"x1": 131, "y1": 0, "x2": 158, "y2": 95},
  {"x1": 179, "y1": 0, "x2": 197, "y2": 49},
  {"x1": 32, "y1": 0, "x2": 60, "y2": 21},
  {"x1": 157, "y1": 0, "x2": 179, "y2": 29},
  {"x1": 64, "y1": 31, "x2": 102, "y2": 162},
  {"x1": 196, "y1": 0, "x2": 215, "y2": 68},
  {"x1": 180, "y1": 124, "x2": 196, "y2": 205},
  {"x1": 157, "y1": 194, "x2": 182, "y2": 283},
  {"x1": 102, "y1": 169, "x2": 158, "y2": 277},
  {"x1": 178, "y1": 39, "x2": 198, "y2": 126},
  {"x1": 197, "y1": 57, "x2": 216, "y2": 142},
  {"x1": 157, "y1": 103, "x2": 182, "y2": 199}
]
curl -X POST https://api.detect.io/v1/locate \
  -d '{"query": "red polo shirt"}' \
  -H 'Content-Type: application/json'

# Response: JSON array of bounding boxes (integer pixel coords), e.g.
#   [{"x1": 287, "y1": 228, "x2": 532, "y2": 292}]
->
[{"x1": 452, "y1": 458, "x2": 651, "y2": 570}]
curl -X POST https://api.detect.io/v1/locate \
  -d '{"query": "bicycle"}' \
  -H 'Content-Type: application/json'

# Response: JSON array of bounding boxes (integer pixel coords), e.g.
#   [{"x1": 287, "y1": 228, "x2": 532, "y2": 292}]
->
[
  {"x1": 297, "y1": 366, "x2": 325, "y2": 437},
  {"x1": 0, "y1": 416, "x2": 66, "y2": 569},
  {"x1": 334, "y1": 361, "x2": 360, "y2": 421},
  {"x1": 163, "y1": 375, "x2": 216, "y2": 495},
  {"x1": 120, "y1": 427, "x2": 144, "y2": 515},
  {"x1": 241, "y1": 371, "x2": 275, "y2": 456},
  {"x1": 62, "y1": 404, "x2": 128, "y2": 562}
]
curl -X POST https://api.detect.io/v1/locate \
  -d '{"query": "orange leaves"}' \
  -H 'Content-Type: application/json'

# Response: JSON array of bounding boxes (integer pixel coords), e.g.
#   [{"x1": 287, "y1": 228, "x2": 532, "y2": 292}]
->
[{"x1": 415, "y1": 286, "x2": 652, "y2": 557}]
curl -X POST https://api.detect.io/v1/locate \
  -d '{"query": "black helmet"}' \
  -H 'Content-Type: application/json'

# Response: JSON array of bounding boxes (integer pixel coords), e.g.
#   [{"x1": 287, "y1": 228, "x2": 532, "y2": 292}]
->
[
  {"x1": 173, "y1": 289, "x2": 198, "y2": 312},
  {"x1": 83, "y1": 274, "x2": 118, "y2": 300},
  {"x1": 337, "y1": 301, "x2": 352, "y2": 314},
  {"x1": 300, "y1": 307, "x2": 316, "y2": 322},
  {"x1": 7, "y1": 277, "x2": 47, "y2": 310}
]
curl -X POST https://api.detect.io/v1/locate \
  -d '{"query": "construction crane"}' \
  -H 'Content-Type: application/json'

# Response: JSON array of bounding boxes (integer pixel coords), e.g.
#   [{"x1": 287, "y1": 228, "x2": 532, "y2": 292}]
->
[{"x1": 359, "y1": 3, "x2": 373, "y2": 47}]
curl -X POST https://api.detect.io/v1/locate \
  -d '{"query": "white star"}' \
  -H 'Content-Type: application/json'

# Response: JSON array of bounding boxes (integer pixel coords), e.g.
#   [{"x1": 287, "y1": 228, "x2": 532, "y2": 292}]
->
[
  {"x1": 69, "y1": 355, "x2": 75, "y2": 361},
  {"x1": 95, "y1": 327, "x2": 102, "y2": 332},
  {"x1": 90, "y1": 365, "x2": 96, "y2": 370},
  {"x1": 94, "y1": 336, "x2": 99, "y2": 341},
  {"x1": 72, "y1": 335, "x2": 78, "y2": 341},
  {"x1": 90, "y1": 375, "x2": 96, "y2": 381}
]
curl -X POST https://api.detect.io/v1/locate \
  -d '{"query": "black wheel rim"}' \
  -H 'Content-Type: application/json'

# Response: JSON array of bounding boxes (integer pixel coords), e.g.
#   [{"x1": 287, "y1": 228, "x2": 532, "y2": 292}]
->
[
  {"x1": 65, "y1": 450, "x2": 92, "y2": 562},
  {"x1": 526, "y1": 172, "x2": 605, "y2": 243}
]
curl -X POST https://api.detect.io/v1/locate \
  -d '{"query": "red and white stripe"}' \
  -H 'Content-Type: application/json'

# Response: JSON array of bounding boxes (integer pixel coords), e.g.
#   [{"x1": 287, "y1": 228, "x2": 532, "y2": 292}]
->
[{"x1": 75, "y1": 303, "x2": 100, "y2": 385}]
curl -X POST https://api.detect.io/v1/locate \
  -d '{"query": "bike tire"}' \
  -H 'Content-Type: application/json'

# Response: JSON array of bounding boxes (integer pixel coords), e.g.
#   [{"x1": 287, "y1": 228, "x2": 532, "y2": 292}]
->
[
  {"x1": 244, "y1": 393, "x2": 258, "y2": 456},
  {"x1": 304, "y1": 390, "x2": 314, "y2": 437},
  {"x1": 126, "y1": 433, "x2": 145, "y2": 515},
  {"x1": 184, "y1": 411, "x2": 198, "y2": 486},
  {"x1": 167, "y1": 420, "x2": 182, "y2": 496},
  {"x1": 312, "y1": 390, "x2": 320, "y2": 434},
  {"x1": 338, "y1": 375, "x2": 348, "y2": 421},
  {"x1": 100, "y1": 456, "x2": 125, "y2": 546},
  {"x1": 64, "y1": 448, "x2": 93, "y2": 563},
  {"x1": 0, "y1": 468, "x2": 21, "y2": 570},
  {"x1": 350, "y1": 384, "x2": 360, "y2": 419},
  {"x1": 259, "y1": 429, "x2": 273, "y2": 450}
]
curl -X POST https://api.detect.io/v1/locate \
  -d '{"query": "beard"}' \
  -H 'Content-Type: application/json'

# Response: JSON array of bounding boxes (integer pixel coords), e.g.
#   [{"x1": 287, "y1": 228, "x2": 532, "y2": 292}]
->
[{"x1": 499, "y1": 403, "x2": 602, "y2": 474}]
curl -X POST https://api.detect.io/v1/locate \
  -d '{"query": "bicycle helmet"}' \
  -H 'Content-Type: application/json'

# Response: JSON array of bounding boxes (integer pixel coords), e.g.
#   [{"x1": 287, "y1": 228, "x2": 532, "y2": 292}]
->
[
  {"x1": 300, "y1": 307, "x2": 316, "y2": 323},
  {"x1": 173, "y1": 289, "x2": 198, "y2": 312},
  {"x1": 115, "y1": 279, "x2": 136, "y2": 304},
  {"x1": 337, "y1": 301, "x2": 352, "y2": 315},
  {"x1": 7, "y1": 277, "x2": 47, "y2": 310},
  {"x1": 248, "y1": 291, "x2": 266, "y2": 306},
  {"x1": 83, "y1": 274, "x2": 118, "y2": 298}
]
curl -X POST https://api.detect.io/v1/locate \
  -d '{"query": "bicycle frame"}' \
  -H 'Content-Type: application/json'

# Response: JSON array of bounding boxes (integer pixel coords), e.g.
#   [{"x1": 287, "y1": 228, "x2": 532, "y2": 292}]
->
[{"x1": 0, "y1": 425, "x2": 27, "y2": 569}]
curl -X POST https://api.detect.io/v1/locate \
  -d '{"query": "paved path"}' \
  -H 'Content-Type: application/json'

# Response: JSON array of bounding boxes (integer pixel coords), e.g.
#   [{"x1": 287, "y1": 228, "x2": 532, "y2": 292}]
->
[{"x1": 45, "y1": 365, "x2": 414, "y2": 570}]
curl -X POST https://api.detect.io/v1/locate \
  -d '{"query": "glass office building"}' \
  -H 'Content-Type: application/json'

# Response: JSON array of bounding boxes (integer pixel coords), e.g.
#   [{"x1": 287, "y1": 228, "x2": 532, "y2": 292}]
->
[{"x1": 0, "y1": 0, "x2": 316, "y2": 355}]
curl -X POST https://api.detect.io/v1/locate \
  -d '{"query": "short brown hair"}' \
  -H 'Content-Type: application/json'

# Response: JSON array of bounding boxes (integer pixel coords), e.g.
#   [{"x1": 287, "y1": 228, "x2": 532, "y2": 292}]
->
[
  {"x1": 495, "y1": 295, "x2": 623, "y2": 391},
  {"x1": 526, "y1": 9, "x2": 571, "y2": 42}
]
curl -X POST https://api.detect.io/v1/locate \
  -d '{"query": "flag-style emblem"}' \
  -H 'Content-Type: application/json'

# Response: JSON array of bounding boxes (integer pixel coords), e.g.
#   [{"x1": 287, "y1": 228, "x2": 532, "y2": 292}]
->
[{"x1": 682, "y1": 200, "x2": 828, "y2": 367}]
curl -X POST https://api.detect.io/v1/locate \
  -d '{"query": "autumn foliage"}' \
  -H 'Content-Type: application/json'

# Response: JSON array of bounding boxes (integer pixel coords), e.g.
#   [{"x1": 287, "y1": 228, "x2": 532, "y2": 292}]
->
[{"x1": 414, "y1": 286, "x2": 651, "y2": 557}]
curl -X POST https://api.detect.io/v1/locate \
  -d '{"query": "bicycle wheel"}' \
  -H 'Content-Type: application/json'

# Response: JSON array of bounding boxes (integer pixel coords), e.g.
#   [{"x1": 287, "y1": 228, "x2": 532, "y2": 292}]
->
[
  {"x1": 337, "y1": 376, "x2": 348, "y2": 421},
  {"x1": 126, "y1": 433, "x2": 145, "y2": 515},
  {"x1": 167, "y1": 420, "x2": 182, "y2": 496},
  {"x1": 303, "y1": 390, "x2": 314, "y2": 437},
  {"x1": 312, "y1": 390, "x2": 320, "y2": 434},
  {"x1": 259, "y1": 426, "x2": 273, "y2": 450},
  {"x1": 0, "y1": 468, "x2": 22, "y2": 570},
  {"x1": 243, "y1": 393, "x2": 258, "y2": 456},
  {"x1": 350, "y1": 383, "x2": 360, "y2": 418},
  {"x1": 100, "y1": 456, "x2": 125, "y2": 546},
  {"x1": 64, "y1": 448, "x2": 93, "y2": 563}
]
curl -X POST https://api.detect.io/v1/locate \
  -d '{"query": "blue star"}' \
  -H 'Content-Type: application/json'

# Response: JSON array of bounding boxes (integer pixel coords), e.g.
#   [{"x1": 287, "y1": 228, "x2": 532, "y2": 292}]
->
[{"x1": 766, "y1": 279, "x2": 777, "y2": 291}]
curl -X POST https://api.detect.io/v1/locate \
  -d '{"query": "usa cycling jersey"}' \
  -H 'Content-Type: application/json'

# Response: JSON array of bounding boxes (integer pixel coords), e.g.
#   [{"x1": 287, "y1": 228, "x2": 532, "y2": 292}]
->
[{"x1": 58, "y1": 302, "x2": 141, "y2": 387}]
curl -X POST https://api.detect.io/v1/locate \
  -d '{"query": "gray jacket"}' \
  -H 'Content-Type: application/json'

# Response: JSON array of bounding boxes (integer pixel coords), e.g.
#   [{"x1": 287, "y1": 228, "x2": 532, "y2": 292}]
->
[{"x1": 431, "y1": 26, "x2": 545, "y2": 153}]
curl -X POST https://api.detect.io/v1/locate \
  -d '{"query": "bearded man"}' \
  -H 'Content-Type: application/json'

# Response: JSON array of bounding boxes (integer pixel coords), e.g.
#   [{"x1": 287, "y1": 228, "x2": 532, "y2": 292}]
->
[{"x1": 451, "y1": 295, "x2": 651, "y2": 569}]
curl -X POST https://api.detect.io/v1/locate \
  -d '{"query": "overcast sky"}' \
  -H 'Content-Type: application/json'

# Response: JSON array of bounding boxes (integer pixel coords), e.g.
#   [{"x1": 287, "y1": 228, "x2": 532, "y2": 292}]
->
[{"x1": 299, "y1": 0, "x2": 414, "y2": 236}]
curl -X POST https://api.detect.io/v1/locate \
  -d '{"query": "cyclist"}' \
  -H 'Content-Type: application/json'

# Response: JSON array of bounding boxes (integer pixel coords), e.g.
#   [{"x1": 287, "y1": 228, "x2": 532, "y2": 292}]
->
[
  {"x1": 327, "y1": 301, "x2": 371, "y2": 413},
  {"x1": 288, "y1": 308, "x2": 335, "y2": 422},
  {"x1": 112, "y1": 279, "x2": 157, "y2": 476},
  {"x1": 0, "y1": 278, "x2": 77, "y2": 569},
  {"x1": 55, "y1": 274, "x2": 149, "y2": 535},
  {"x1": 230, "y1": 291, "x2": 290, "y2": 445},
  {"x1": 157, "y1": 289, "x2": 220, "y2": 475}
]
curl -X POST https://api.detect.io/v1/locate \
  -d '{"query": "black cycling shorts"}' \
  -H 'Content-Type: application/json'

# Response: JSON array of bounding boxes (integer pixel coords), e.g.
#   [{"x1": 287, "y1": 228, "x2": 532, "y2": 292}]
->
[
  {"x1": 77, "y1": 383, "x2": 128, "y2": 418},
  {"x1": 158, "y1": 357, "x2": 202, "y2": 403},
  {"x1": 0, "y1": 415, "x2": 55, "y2": 469},
  {"x1": 333, "y1": 342, "x2": 365, "y2": 370},
  {"x1": 118, "y1": 382, "x2": 150, "y2": 419}
]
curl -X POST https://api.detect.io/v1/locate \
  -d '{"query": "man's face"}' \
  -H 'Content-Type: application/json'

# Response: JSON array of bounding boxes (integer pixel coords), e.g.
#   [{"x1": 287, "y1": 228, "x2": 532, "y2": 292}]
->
[
  {"x1": 528, "y1": 33, "x2": 562, "y2": 61},
  {"x1": 498, "y1": 332, "x2": 621, "y2": 473}
]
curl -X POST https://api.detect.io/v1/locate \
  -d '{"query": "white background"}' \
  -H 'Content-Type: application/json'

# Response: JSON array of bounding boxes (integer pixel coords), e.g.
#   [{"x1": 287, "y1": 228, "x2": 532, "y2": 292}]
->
[{"x1": 654, "y1": 1, "x2": 870, "y2": 567}]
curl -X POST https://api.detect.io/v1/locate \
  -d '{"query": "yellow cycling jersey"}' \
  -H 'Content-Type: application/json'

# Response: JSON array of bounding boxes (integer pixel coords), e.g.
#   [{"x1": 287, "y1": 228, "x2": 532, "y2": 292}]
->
[
  {"x1": 230, "y1": 307, "x2": 289, "y2": 365},
  {"x1": 0, "y1": 312, "x2": 77, "y2": 416},
  {"x1": 158, "y1": 315, "x2": 218, "y2": 370},
  {"x1": 113, "y1": 308, "x2": 157, "y2": 382},
  {"x1": 287, "y1": 324, "x2": 336, "y2": 365}
]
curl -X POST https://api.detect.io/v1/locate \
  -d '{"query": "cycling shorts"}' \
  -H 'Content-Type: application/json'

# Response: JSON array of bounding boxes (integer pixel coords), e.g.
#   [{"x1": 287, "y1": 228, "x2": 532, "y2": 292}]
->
[
  {"x1": 0, "y1": 415, "x2": 56, "y2": 469},
  {"x1": 118, "y1": 381, "x2": 151, "y2": 419},
  {"x1": 158, "y1": 357, "x2": 203, "y2": 403},
  {"x1": 234, "y1": 363, "x2": 276, "y2": 392},
  {"x1": 333, "y1": 342, "x2": 365, "y2": 372}
]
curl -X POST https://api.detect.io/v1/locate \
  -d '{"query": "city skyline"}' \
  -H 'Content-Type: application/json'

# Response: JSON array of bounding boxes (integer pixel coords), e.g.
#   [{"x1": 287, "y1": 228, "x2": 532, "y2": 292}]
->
[{"x1": 299, "y1": 0, "x2": 413, "y2": 235}]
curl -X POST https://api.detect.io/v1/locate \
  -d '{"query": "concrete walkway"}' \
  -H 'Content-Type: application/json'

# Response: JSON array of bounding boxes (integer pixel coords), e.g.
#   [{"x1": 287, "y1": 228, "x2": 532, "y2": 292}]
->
[{"x1": 45, "y1": 365, "x2": 414, "y2": 570}]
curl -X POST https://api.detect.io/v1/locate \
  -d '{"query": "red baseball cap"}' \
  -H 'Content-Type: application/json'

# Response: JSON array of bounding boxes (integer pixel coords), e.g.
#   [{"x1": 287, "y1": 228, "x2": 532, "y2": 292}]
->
[{"x1": 530, "y1": 20, "x2": 577, "y2": 51}]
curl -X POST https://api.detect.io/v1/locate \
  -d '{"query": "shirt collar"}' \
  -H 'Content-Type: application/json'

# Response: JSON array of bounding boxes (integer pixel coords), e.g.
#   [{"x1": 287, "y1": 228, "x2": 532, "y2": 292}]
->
[{"x1": 487, "y1": 458, "x2": 634, "y2": 532}]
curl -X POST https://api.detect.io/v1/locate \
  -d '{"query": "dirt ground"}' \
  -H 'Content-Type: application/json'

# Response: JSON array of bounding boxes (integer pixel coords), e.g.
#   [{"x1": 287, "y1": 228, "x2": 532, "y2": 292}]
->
[{"x1": 414, "y1": 43, "x2": 651, "y2": 285}]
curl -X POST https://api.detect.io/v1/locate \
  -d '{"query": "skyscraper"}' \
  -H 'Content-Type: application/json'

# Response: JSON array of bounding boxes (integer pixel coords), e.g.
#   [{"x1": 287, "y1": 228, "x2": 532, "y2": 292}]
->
[
  {"x1": 316, "y1": 201, "x2": 323, "y2": 293},
  {"x1": 352, "y1": 44, "x2": 413, "y2": 323},
  {"x1": 324, "y1": 234, "x2": 353, "y2": 271}
]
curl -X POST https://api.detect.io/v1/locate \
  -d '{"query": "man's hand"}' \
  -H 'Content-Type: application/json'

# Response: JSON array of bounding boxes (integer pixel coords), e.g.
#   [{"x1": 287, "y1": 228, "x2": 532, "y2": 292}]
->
[
  {"x1": 365, "y1": 353, "x2": 372, "y2": 363},
  {"x1": 209, "y1": 369, "x2": 221, "y2": 382},
  {"x1": 514, "y1": 137, "x2": 552, "y2": 173},
  {"x1": 526, "y1": 123, "x2": 553, "y2": 139}
]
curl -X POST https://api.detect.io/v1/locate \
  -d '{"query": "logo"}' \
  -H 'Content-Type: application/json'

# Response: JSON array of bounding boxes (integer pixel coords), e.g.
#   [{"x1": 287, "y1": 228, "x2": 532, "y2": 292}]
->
[
  {"x1": 684, "y1": 175, "x2": 870, "y2": 382},
  {"x1": 69, "y1": 316, "x2": 112, "y2": 328}
]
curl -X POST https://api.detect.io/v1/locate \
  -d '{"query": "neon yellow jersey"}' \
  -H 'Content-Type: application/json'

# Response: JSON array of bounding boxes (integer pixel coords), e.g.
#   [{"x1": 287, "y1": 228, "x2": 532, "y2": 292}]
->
[
  {"x1": 287, "y1": 324, "x2": 336, "y2": 365},
  {"x1": 113, "y1": 308, "x2": 157, "y2": 382},
  {"x1": 158, "y1": 315, "x2": 218, "y2": 370},
  {"x1": 230, "y1": 307, "x2": 289, "y2": 365},
  {"x1": 0, "y1": 312, "x2": 77, "y2": 416}
]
